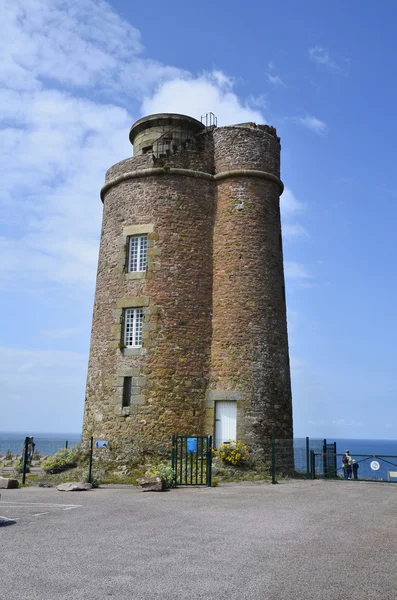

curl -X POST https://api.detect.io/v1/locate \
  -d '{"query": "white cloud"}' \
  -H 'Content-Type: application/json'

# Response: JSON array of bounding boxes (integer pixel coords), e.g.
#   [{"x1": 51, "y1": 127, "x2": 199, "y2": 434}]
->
[
  {"x1": 280, "y1": 188, "x2": 308, "y2": 241},
  {"x1": 0, "y1": 346, "x2": 87, "y2": 431},
  {"x1": 296, "y1": 115, "x2": 327, "y2": 134},
  {"x1": 280, "y1": 188, "x2": 305, "y2": 219},
  {"x1": 308, "y1": 46, "x2": 338, "y2": 71},
  {"x1": 0, "y1": 0, "x2": 185, "y2": 99},
  {"x1": 284, "y1": 261, "x2": 312, "y2": 280},
  {"x1": 0, "y1": 0, "x2": 266, "y2": 293},
  {"x1": 282, "y1": 224, "x2": 309, "y2": 239},
  {"x1": 142, "y1": 72, "x2": 264, "y2": 126},
  {"x1": 266, "y1": 73, "x2": 287, "y2": 87}
]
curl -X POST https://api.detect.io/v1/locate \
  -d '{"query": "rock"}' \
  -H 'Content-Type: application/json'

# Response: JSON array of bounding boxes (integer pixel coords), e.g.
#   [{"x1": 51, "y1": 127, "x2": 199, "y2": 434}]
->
[
  {"x1": 57, "y1": 482, "x2": 93, "y2": 492},
  {"x1": 38, "y1": 482, "x2": 53, "y2": 488},
  {"x1": 136, "y1": 476, "x2": 165, "y2": 491},
  {"x1": 0, "y1": 477, "x2": 19, "y2": 489},
  {"x1": 0, "y1": 516, "x2": 16, "y2": 526}
]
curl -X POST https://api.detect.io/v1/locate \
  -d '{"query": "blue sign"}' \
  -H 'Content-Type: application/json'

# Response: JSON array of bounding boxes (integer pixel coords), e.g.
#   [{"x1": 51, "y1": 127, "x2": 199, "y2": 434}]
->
[
  {"x1": 95, "y1": 440, "x2": 108, "y2": 448},
  {"x1": 187, "y1": 437, "x2": 197, "y2": 453}
]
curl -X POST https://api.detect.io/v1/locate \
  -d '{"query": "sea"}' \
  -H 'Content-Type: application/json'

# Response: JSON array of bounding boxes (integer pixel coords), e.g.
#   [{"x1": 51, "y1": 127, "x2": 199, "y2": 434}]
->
[
  {"x1": 1, "y1": 433, "x2": 396, "y2": 481},
  {"x1": 295, "y1": 437, "x2": 397, "y2": 481},
  {"x1": 0, "y1": 432, "x2": 81, "y2": 456}
]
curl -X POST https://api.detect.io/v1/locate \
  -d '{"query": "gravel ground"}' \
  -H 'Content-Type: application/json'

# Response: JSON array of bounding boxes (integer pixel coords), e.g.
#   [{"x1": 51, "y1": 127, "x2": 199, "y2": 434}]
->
[{"x1": 1, "y1": 479, "x2": 396, "y2": 600}]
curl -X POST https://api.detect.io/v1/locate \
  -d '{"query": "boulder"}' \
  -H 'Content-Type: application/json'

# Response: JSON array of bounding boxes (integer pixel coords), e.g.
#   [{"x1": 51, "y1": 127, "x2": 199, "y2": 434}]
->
[
  {"x1": 57, "y1": 482, "x2": 93, "y2": 492},
  {"x1": 0, "y1": 516, "x2": 16, "y2": 527},
  {"x1": 136, "y1": 476, "x2": 165, "y2": 491},
  {"x1": 0, "y1": 477, "x2": 19, "y2": 489},
  {"x1": 38, "y1": 482, "x2": 53, "y2": 488}
]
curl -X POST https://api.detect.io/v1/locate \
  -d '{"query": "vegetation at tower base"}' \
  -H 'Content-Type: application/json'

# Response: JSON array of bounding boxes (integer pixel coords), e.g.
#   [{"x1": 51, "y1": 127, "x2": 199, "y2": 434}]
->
[
  {"x1": 83, "y1": 113, "x2": 293, "y2": 473},
  {"x1": 218, "y1": 441, "x2": 249, "y2": 466}
]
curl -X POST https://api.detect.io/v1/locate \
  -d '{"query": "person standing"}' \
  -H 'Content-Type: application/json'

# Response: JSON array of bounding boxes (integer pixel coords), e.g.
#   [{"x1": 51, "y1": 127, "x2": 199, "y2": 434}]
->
[
  {"x1": 345, "y1": 450, "x2": 353, "y2": 479},
  {"x1": 352, "y1": 460, "x2": 359, "y2": 480},
  {"x1": 342, "y1": 453, "x2": 349, "y2": 479}
]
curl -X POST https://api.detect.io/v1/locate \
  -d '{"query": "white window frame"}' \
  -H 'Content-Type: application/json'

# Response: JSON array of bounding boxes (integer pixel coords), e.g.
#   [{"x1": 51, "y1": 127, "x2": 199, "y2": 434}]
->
[
  {"x1": 128, "y1": 235, "x2": 147, "y2": 273},
  {"x1": 124, "y1": 308, "x2": 143, "y2": 348}
]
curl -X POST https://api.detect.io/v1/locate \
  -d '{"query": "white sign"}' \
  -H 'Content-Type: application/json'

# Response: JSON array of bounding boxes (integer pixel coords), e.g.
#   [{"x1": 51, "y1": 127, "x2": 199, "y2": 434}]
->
[
  {"x1": 95, "y1": 441, "x2": 108, "y2": 448},
  {"x1": 370, "y1": 460, "x2": 380, "y2": 471}
]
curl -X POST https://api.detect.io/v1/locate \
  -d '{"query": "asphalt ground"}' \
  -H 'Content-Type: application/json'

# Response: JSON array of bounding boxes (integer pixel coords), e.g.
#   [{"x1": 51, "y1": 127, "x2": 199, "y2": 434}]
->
[{"x1": 1, "y1": 480, "x2": 396, "y2": 600}]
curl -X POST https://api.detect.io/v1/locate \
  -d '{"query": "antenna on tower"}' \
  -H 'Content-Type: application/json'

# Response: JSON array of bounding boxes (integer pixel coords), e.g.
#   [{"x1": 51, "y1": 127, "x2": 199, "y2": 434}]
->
[{"x1": 201, "y1": 112, "x2": 218, "y2": 127}]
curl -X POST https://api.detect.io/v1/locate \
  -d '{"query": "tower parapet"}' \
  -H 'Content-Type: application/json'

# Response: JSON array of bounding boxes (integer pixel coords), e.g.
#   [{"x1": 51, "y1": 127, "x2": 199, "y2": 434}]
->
[{"x1": 129, "y1": 113, "x2": 204, "y2": 157}]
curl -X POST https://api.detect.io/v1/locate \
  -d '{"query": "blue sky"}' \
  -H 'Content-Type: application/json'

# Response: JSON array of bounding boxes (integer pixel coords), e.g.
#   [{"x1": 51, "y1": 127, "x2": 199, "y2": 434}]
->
[{"x1": 1, "y1": 0, "x2": 396, "y2": 438}]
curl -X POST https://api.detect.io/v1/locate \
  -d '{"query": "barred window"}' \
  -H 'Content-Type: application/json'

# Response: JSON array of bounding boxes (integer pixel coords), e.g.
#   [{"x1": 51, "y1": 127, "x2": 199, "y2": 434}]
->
[
  {"x1": 128, "y1": 235, "x2": 147, "y2": 273},
  {"x1": 124, "y1": 308, "x2": 143, "y2": 347}
]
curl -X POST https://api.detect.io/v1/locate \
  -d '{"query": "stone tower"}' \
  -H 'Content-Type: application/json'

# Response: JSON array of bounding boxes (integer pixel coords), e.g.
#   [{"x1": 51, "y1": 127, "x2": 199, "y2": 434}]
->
[{"x1": 83, "y1": 113, "x2": 293, "y2": 465}]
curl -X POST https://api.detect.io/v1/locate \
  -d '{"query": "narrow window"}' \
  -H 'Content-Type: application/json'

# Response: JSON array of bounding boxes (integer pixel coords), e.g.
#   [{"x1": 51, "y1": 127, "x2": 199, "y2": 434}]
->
[
  {"x1": 128, "y1": 235, "x2": 147, "y2": 273},
  {"x1": 124, "y1": 308, "x2": 143, "y2": 347},
  {"x1": 122, "y1": 377, "x2": 132, "y2": 407},
  {"x1": 142, "y1": 145, "x2": 152, "y2": 154}
]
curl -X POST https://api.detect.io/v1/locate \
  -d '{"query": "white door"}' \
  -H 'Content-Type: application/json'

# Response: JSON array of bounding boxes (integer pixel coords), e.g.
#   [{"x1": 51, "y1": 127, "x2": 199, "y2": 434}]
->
[{"x1": 215, "y1": 401, "x2": 237, "y2": 448}]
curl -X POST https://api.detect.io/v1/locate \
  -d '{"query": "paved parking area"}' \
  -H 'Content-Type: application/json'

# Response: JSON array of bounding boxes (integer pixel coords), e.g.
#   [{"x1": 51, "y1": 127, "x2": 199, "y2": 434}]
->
[
  {"x1": 1, "y1": 480, "x2": 397, "y2": 600},
  {"x1": 0, "y1": 497, "x2": 81, "y2": 522}
]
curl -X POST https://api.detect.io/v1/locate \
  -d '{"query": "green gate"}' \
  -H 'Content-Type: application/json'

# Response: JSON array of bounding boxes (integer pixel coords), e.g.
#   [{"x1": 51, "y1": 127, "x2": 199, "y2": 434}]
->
[{"x1": 171, "y1": 435, "x2": 212, "y2": 487}]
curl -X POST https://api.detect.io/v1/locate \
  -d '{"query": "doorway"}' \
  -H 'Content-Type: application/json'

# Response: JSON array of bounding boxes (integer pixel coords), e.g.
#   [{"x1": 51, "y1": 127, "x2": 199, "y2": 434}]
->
[{"x1": 215, "y1": 401, "x2": 237, "y2": 448}]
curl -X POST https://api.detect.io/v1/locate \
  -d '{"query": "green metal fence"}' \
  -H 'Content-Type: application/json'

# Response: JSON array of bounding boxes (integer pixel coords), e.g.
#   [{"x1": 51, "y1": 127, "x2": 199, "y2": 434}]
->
[
  {"x1": 311, "y1": 451, "x2": 397, "y2": 482},
  {"x1": 171, "y1": 435, "x2": 212, "y2": 486}
]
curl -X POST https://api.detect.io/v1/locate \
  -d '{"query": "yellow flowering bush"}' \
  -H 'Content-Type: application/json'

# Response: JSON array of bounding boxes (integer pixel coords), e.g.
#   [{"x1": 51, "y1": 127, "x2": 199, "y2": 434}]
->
[{"x1": 218, "y1": 441, "x2": 249, "y2": 466}]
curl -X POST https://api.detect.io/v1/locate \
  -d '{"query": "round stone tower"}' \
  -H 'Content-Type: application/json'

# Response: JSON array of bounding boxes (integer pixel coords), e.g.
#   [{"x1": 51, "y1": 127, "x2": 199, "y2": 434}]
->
[
  {"x1": 83, "y1": 113, "x2": 293, "y2": 466},
  {"x1": 207, "y1": 125, "x2": 293, "y2": 462}
]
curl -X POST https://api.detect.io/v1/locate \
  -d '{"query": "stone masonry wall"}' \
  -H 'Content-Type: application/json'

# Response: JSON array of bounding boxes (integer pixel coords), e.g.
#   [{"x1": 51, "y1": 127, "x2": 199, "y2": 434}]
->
[
  {"x1": 83, "y1": 142, "x2": 215, "y2": 463},
  {"x1": 207, "y1": 126, "x2": 292, "y2": 462}
]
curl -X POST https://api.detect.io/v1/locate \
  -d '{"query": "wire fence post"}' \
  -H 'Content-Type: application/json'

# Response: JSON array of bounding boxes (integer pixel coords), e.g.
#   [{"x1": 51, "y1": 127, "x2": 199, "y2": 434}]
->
[
  {"x1": 306, "y1": 437, "x2": 310, "y2": 478},
  {"x1": 310, "y1": 450, "x2": 315, "y2": 479},
  {"x1": 207, "y1": 435, "x2": 213, "y2": 487},
  {"x1": 88, "y1": 436, "x2": 93, "y2": 484},
  {"x1": 271, "y1": 436, "x2": 276, "y2": 484},
  {"x1": 65, "y1": 440, "x2": 68, "y2": 449},
  {"x1": 22, "y1": 436, "x2": 29, "y2": 485}
]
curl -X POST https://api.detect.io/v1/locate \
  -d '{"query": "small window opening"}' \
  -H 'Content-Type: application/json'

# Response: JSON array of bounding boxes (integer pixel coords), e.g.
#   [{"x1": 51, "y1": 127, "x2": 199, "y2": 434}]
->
[
  {"x1": 142, "y1": 145, "x2": 153, "y2": 155},
  {"x1": 128, "y1": 235, "x2": 147, "y2": 273},
  {"x1": 122, "y1": 377, "x2": 132, "y2": 407},
  {"x1": 123, "y1": 308, "x2": 143, "y2": 347}
]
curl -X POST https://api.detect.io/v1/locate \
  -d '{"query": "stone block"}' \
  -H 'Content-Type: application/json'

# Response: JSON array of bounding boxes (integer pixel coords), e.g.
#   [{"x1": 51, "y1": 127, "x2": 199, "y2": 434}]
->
[
  {"x1": 116, "y1": 296, "x2": 150, "y2": 309},
  {"x1": 0, "y1": 517, "x2": 16, "y2": 526},
  {"x1": 0, "y1": 477, "x2": 19, "y2": 489},
  {"x1": 131, "y1": 394, "x2": 146, "y2": 406},
  {"x1": 57, "y1": 482, "x2": 93, "y2": 492},
  {"x1": 136, "y1": 476, "x2": 164, "y2": 491}
]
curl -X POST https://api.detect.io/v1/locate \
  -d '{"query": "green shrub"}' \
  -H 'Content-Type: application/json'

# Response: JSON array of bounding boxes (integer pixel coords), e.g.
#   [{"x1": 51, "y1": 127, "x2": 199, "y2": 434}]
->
[
  {"x1": 41, "y1": 449, "x2": 78, "y2": 474},
  {"x1": 81, "y1": 469, "x2": 101, "y2": 488},
  {"x1": 145, "y1": 463, "x2": 176, "y2": 489},
  {"x1": 5, "y1": 449, "x2": 13, "y2": 461},
  {"x1": 15, "y1": 459, "x2": 30, "y2": 474}
]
